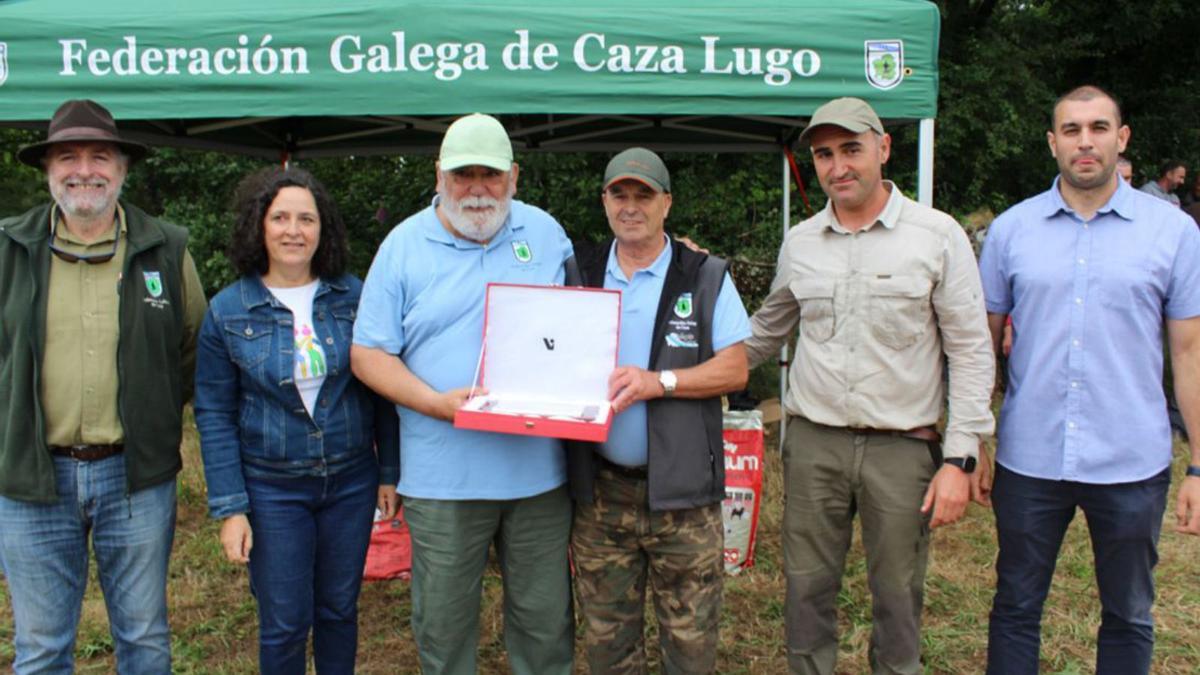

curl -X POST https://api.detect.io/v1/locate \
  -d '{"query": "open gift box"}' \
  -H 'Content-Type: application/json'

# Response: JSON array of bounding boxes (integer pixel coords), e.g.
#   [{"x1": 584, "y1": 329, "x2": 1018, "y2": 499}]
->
[{"x1": 454, "y1": 283, "x2": 621, "y2": 442}]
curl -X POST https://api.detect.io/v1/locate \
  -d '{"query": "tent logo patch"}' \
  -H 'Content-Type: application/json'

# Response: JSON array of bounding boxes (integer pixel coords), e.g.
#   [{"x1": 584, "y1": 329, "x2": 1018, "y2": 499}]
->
[
  {"x1": 143, "y1": 270, "x2": 163, "y2": 298},
  {"x1": 674, "y1": 292, "x2": 693, "y2": 319},
  {"x1": 0, "y1": 43, "x2": 8, "y2": 87},
  {"x1": 865, "y1": 40, "x2": 903, "y2": 90},
  {"x1": 512, "y1": 240, "x2": 532, "y2": 263}
]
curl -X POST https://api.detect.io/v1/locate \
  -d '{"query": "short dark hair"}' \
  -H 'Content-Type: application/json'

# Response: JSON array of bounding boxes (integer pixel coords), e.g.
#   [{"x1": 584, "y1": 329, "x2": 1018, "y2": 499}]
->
[
  {"x1": 1051, "y1": 85, "x2": 1124, "y2": 128},
  {"x1": 228, "y1": 166, "x2": 347, "y2": 279},
  {"x1": 1158, "y1": 160, "x2": 1186, "y2": 178}
]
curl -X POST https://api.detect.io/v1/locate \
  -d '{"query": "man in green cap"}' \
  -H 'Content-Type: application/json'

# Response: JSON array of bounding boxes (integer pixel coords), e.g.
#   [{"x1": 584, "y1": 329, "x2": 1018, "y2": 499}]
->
[
  {"x1": 745, "y1": 98, "x2": 995, "y2": 674},
  {"x1": 352, "y1": 113, "x2": 575, "y2": 675},
  {"x1": 566, "y1": 147, "x2": 752, "y2": 674}
]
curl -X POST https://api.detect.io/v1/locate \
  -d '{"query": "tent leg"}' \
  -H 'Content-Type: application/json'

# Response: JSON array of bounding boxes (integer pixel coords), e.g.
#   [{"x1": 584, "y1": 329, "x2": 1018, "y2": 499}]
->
[
  {"x1": 778, "y1": 150, "x2": 790, "y2": 447},
  {"x1": 917, "y1": 118, "x2": 935, "y2": 206}
]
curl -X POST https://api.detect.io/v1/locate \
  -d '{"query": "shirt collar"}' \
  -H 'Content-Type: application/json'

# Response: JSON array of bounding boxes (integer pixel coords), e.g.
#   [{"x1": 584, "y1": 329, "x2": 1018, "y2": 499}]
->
[
  {"x1": 49, "y1": 203, "x2": 127, "y2": 245},
  {"x1": 1043, "y1": 175, "x2": 1135, "y2": 222},
  {"x1": 820, "y1": 180, "x2": 902, "y2": 234},
  {"x1": 241, "y1": 273, "x2": 347, "y2": 309},
  {"x1": 605, "y1": 233, "x2": 673, "y2": 284},
  {"x1": 422, "y1": 195, "x2": 522, "y2": 249}
]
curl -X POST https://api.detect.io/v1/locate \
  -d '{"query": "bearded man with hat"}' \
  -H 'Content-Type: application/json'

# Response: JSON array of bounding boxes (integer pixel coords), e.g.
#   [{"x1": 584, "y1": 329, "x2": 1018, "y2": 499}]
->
[{"x1": 0, "y1": 99, "x2": 207, "y2": 673}]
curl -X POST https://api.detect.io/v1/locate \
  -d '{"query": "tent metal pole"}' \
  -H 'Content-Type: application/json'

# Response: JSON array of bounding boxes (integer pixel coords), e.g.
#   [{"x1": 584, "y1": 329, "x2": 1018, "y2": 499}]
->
[
  {"x1": 779, "y1": 150, "x2": 790, "y2": 446},
  {"x1": 918, "y1": 118, "x2": 935, "y2": 206}
]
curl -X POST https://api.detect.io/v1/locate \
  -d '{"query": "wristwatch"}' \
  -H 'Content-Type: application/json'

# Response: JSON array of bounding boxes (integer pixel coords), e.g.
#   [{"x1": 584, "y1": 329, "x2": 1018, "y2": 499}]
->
[
  {"x1": 944, "y1": 456, "x2": 977, "y2": 474},
  {"x1": 658, "y1": 370, "x2": 677, "y2": 397},
  {"x1": 1187, "y1": 465, "x2": 1200, "y2": 478}
]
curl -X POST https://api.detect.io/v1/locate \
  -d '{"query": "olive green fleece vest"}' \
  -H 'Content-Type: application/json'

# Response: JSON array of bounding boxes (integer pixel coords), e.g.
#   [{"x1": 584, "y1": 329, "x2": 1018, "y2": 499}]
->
[{"x1": 0, "y1": 201, "x2": 188, "y2": 503}]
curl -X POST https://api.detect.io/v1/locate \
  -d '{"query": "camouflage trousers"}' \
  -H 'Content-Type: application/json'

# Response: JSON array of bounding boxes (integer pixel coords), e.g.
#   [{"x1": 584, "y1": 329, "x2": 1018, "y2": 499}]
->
[{"x1": 572, "y1": 464, "x2": 723, "y2": 675}]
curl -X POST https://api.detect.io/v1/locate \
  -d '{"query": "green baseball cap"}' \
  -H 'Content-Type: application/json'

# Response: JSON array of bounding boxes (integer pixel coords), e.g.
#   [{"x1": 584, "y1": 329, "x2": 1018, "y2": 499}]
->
[
  {"x1": 439, "y1": 113, "x2": 513, "y2": 172},
  {"x1": 603, "y1": 147, "x2": 670, "y2": 193},
  {"x1": 798, "y1": 97, "x2": 885, "y2": 146}
]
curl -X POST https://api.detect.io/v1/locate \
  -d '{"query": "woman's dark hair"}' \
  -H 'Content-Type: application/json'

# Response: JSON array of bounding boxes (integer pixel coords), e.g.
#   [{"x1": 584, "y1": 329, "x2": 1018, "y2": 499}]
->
[{"x1": 228, "y1": 166, "x2": 347, "y2": 279}]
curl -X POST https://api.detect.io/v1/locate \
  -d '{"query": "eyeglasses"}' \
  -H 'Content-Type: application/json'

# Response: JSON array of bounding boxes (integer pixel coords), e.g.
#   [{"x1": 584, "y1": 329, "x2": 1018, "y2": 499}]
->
[{"x1": 48, "y1": 218, "x2": 119, "y2": 264}]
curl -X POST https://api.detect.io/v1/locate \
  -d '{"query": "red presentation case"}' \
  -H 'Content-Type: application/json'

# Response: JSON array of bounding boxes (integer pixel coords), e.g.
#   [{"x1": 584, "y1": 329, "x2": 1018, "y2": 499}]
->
[{"x1": 454, "y1": 283, "x2": 621, "y2": 442}]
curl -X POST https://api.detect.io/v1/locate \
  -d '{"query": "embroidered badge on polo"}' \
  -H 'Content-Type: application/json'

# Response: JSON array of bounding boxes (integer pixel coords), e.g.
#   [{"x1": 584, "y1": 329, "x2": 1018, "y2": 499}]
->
[
  {"x1": 674, "y1": 292, "x2": 693, "y2": 318},
  {"x1": 143, "y1": 271, "x2": 163, "y2": 298},
  {"x1": 512, "y1": 240, "x2": 532, "y2": 263}
]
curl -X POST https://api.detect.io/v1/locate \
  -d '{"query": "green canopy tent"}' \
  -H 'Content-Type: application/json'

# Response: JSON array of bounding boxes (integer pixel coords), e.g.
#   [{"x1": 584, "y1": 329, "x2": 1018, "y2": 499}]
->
[{"x1": 0, "y1": 0, "x2": 942, "y2": 438}]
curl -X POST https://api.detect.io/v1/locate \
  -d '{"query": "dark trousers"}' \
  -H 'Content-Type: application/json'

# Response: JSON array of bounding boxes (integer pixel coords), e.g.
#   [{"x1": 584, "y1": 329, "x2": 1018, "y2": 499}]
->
[{"x1": 986, "y1": 464, "x2": 1170, "y2": 675}]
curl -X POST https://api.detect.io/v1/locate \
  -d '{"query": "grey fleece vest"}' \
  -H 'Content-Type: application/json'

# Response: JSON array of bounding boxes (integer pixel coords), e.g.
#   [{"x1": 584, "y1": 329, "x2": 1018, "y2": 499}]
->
[{"x1": 566, "y1": 237, "x2": 729, "y2": 511}]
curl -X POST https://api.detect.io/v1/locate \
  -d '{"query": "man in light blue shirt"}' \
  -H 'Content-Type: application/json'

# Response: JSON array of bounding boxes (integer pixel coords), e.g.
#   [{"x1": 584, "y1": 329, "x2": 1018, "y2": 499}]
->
[
  {"x1": 566, "y1": 148, "x2": 750, "y2": 674},
  {"x1": 351, "y1": 114, "x2": 574, "y2": 675},
  {"x1": 979, "y1": 85, "x2": 1200, "y2": 675}
]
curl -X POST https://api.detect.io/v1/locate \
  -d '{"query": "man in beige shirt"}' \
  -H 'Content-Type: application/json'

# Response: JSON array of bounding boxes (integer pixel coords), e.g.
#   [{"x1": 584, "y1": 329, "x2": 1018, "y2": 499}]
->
[
  {"x1": 0, "y1": 99, "x2": 206, "y2": 673},
  {"x1": 746, "y1": 98, "x2": 994, "y2": 675}
]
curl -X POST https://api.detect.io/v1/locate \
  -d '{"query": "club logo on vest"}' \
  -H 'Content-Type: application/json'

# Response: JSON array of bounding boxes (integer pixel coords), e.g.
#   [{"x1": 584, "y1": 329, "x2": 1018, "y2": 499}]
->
[
  {"x1": 0, "y1": 43, "x2": 8, "y2": 87},
  {"x1": 143, "y1": 270, "x2": 163, "y2": 298},
  {"x1": 865, "y1": 40, "x2": 903, "y2": 90},
  {"x1": 141, "y1": 270, "x2": 171, "y2": 310},
  {"x1": 512, "y1": 240, "x2": 532, "y2": 263},
  {"x1": 674, "y1": 292, "x2": 693, "y2": 319}
]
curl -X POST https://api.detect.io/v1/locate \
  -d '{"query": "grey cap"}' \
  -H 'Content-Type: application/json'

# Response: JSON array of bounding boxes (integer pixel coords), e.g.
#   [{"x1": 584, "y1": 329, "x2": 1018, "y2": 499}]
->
[
  {"x1": 798, "y1": 97, "x2": 885, "y2": 146},
  {"x1": 604, "y1": 147, "x2": 670, "y2": 193}
]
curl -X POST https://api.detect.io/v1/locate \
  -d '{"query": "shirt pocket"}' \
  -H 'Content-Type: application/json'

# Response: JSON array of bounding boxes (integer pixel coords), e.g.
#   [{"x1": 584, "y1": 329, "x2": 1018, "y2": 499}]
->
[
  {"x1": 868, "y1": 275, "x2": 933, "y2": 350},
  {"x1": 222, "y1": 319, "x2": 274, "y2": 369},
  {"x1": 789, "y1": 278, "x2": 837, "y2": 343}
]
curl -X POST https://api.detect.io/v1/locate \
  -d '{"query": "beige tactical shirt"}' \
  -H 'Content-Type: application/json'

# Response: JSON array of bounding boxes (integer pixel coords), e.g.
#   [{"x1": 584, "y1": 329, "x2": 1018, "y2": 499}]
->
[
  {"x1": 41, "y1": 205, "x2": 205, "y2": 446},
  {"x1": 746, "y1": 183, "x2": 994, "y2": 459}
]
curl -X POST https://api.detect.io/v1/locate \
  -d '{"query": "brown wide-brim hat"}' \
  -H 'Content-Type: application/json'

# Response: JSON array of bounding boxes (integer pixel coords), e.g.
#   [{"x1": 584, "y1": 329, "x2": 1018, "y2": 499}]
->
[{"x1": 17, "y1": 99, "x2": 150, "y2": 168}]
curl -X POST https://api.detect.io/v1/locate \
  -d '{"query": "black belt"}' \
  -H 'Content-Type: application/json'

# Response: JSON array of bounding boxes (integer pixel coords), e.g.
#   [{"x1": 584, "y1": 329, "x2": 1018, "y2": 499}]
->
[
  {"x1": 598, "y1": 455, "x2": 648, "y2": 479},
  {"x1": 50, "y1": 444, "x2": 124, "y2": 461}
]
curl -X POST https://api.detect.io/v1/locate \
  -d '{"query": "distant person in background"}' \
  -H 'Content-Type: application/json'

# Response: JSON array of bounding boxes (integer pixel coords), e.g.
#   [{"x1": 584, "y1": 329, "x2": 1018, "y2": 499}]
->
[
  {"x1": 1117, "y1": 156, "x2": 1133, "y2": 183},
  {"x1": 195, "y1": 167, "x2": 399, "y2": 674},
  {"x1": 1182, "y1": 173, "x2": 1200, "y2": 209},
  {"x1": 1140, "y1": 160, "x2": 1186, "y2": 206}
]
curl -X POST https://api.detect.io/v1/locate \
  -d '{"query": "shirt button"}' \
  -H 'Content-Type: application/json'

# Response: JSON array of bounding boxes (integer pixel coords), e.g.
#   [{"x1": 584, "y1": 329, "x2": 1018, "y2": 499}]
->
[
  {"x1": 312, "y1": 430, "x2": 323, "y2": 439},
  {"x1": 1067, "y1": 421, "x2": 1076, "y2": 429},
  {"x1": 244, "y1": 327, "x2": 253, "y2": 336},
  {"x1": 321, "y1": 398, "x2": 329, "y2": 407},
  {"x1": 1074, "y1": 297, "x2": 1082, "y2": 305},
  {"x1": 317, "y1": 312, "x2": 326, "y2": 321},
  {"x1": 1072, "y1": 339, "x2": 1081, "y2": 347},
  {"x1": 1071, "y1": 381, "x2": 1079, "y2": 388},
  {"x1": 325, "y1": 337, "x2": 334, "y2": 345},
  {"x1": 1077, "y1": 258, "x2": 1086, "y2": 265}
]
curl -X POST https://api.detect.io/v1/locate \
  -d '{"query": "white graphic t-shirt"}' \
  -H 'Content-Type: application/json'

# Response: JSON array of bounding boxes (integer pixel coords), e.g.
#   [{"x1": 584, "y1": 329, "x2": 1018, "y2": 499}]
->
[{"x1": 266, "y1": 279, "x2": 327, "y2": 417}]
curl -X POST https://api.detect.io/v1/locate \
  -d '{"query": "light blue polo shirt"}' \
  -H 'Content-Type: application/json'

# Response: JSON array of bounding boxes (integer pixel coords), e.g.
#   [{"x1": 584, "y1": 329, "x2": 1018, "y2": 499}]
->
[
  {"x1": 601, "y1": 237, "x2": 752, "y2": 467},
  {"x1": 980, "y1": 177, "x2": 1200, "y2": 484},
  {"x1": 353, "y1": 198, "x2": 574, "y2": 499}
]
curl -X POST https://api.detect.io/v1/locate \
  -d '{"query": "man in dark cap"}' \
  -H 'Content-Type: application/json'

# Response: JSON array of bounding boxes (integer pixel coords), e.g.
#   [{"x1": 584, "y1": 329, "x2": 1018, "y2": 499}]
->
[
  {"x1": 746, "y1": 97, "x2": 995, "y2": 674},
  {"x1": 0, "y1": 99, "x2": 206, "y2": 673},
  {"x1": 567, "y1": 147, "x2": 751, "y2": 674}
]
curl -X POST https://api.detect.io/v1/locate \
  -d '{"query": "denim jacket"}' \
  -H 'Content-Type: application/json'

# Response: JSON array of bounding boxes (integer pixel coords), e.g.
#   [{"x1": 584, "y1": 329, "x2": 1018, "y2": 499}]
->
[{"x1": 195, "y1": 273, "x2": 399, "y2": 518}]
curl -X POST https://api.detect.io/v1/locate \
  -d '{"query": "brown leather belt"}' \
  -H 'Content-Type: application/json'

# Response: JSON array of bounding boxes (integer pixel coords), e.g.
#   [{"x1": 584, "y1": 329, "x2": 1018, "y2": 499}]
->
[
  {"x1": 50, "y1": 444, "x2": 124, "y2": 461},
  {"x1": 813, "y1": 421, "x2": 944, "y2": 464},
  {"x1": 598, "y1": 455, "x2": 648, "y2": 479}
]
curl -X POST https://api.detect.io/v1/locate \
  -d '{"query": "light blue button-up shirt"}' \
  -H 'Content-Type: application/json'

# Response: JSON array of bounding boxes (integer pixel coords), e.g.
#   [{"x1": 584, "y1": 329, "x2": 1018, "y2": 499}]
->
[
  {"x1": 600, "y1": 236, "x2": 752, "y2": 467},
  {"x1": 980, "y1": 177, "x2": 1200, "y2": 483},
  {"x1": 353, "y1": 198, "x2": 575, "y2": 500}
]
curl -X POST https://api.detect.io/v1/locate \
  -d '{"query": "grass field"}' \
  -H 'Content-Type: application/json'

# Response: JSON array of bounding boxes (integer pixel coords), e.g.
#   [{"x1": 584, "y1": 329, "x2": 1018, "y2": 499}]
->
[{"x1": 2, "y1": 415, "x2": 1199, "y2": 674}]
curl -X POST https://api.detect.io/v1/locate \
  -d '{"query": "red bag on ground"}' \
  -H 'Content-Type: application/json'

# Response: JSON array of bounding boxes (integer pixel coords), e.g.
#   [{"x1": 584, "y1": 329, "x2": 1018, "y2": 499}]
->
[
  {"x1": 722, "y1": 410, "x2": 764, "y2": 574},
  {"x1": 363, "y1": 506, "x2": 412, "y2": 581}
]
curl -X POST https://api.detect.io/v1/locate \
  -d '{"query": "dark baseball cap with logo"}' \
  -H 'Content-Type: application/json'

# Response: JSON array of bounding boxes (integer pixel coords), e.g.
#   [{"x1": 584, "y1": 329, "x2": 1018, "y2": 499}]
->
[
  {"x1": 797, "y1": 97, "x2": 885, "y2": 146},
  {"x1": 604, "y1": 147, "x2": 670, "y2": 193}
]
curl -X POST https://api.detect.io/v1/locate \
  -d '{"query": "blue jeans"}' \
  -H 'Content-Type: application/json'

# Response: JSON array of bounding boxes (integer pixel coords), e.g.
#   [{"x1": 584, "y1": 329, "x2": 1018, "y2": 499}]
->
[
  {"x1": 245, "y1": 457, "x2": 378, "y2": 674},
  {"x1": 987, "y1": 464, "x2": 1170, "y2": 675},
  {"x1": 0, "y1": 454, "x2": 176, "y2": 675}
]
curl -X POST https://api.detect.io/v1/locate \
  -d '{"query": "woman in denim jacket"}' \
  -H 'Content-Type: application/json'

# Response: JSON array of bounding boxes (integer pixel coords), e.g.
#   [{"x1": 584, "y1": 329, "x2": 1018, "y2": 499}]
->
[{"x1": 194, "y1": 167, "x2": 399, "y2": 674}]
